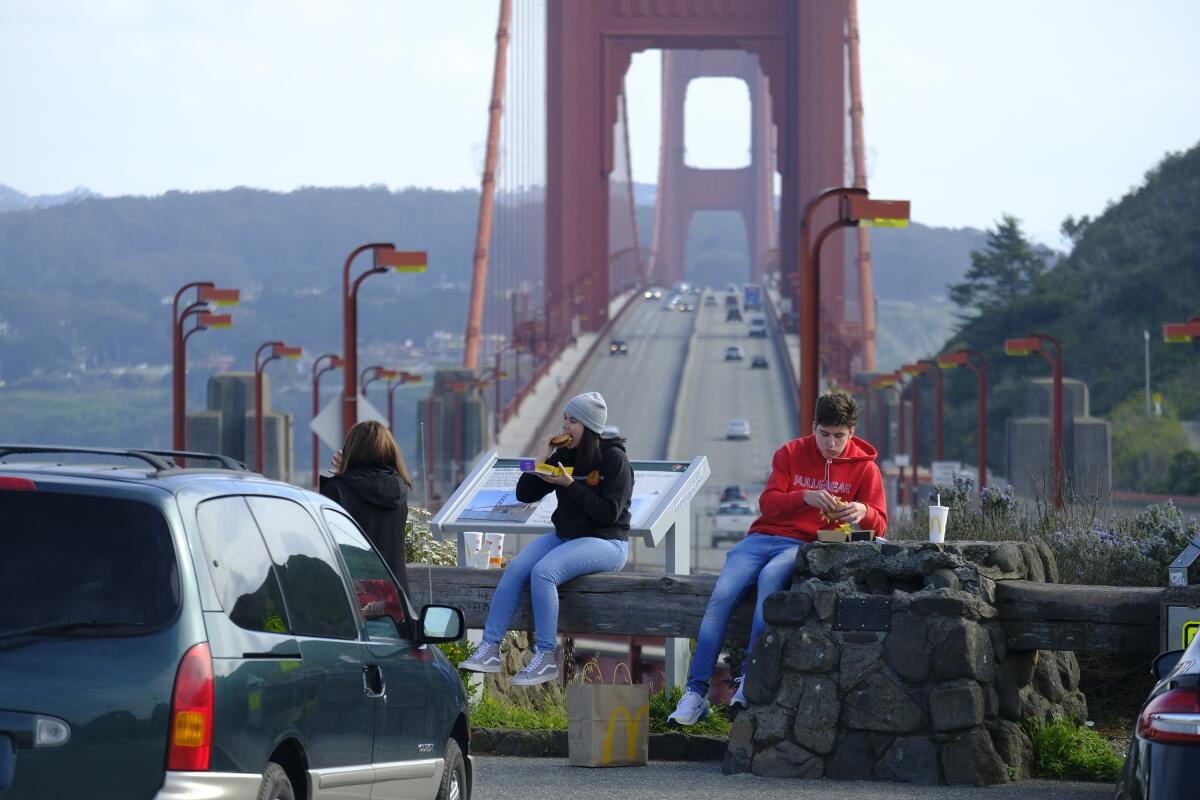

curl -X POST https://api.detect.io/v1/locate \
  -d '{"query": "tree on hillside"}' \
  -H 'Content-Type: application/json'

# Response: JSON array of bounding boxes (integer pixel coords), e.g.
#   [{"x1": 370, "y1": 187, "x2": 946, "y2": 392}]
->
[{"x1": 949, "y1": 215, "x2": 1048, "y2": 318}]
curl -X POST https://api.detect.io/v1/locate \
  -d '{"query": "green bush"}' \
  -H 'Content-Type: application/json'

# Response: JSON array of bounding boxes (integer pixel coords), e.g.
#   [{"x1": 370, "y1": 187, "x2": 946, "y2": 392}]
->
[{"x1": 1024, "y1": 717, "x2": 1123, "y2": 782}]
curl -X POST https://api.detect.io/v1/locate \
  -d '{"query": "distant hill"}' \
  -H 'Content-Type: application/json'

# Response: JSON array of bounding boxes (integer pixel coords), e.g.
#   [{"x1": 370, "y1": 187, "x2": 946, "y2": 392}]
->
[{"x1": 0, "y1": 184, "x2": 99, "y2": 213}]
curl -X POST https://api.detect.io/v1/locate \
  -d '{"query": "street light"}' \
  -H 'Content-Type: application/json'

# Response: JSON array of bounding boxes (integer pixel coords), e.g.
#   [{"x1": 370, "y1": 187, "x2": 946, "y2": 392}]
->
[
  {"x1": 360, "y1": 365, "x2": 400, "y2": 398},
  {"x1": 937, "y1": 349, "x2": 989, "y2": 490},
  {"x1": 1005, "y1": 333, "x2": 1064, "y2": 508},
  {"x1": 1163, "y1": 317, "x2": 1200, "y2": 343},
  {"x1": 255, "y1": 341, "x2": 303, "y2": 476},
  {"x1": 386, "y1": 371, "x2": 423, "y2": 433},
  {"x1": 172, "y1": 282, "x2": 239, "y2": 459},
  {"x1": 900, "y1": 362, "x2": 929, "y2": 502},
  {"x1": 916, "y1": 358, "x2": 945, "y2": 461},
  {"x1": 342, "y1": 244, "x2": 427, "y2": 440},
  {"x1": 798, "y1": 188, "x2": 910, "y2": 430},
  {"x1": 311, "y1": 353, "x2": 343, "y2": 488}
]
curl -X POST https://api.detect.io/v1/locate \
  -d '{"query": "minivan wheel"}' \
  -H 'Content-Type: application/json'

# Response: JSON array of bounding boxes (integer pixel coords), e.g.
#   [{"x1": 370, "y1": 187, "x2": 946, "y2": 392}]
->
[
  {"x1": 256, "y1": 762, "x2": 295, "y2": 800},
  {"x1": 437, "y1": 739, "x2": 466, "y2": 800}
]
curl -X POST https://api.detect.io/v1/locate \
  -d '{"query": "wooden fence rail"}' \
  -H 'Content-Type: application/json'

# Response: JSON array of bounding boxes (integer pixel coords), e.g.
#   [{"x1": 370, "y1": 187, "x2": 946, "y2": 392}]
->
[{"x1": 407, "y1": 566, "x2": 1200, "y2": 654}]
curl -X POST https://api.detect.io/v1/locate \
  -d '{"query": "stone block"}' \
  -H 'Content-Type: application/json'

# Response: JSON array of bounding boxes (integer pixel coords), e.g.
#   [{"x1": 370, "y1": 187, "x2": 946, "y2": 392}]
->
[
  {"x1": 839, "y1": 643, "x2": 883, "y2": 691},
  {"x1": 911, "y1": 588, "x2": 997, "y2": 621},
  {"x1": 929, "y1": 618, "x2": 995, "y2": 683},
  {"x1": 1056, "y1": 650, "x2": 1081, "y2": 692},
  {"x1": 1033, "y1": 649, "x2": 1065, "y2": 703},
  {"x1": 940, "y1": 727, "x2": 1009, "y2": 785},
  {"x1": 782, "y1": 626, "x2": 838, "y2": 673},
  {"x1": 992, "y1": 663, "x2": 1022, "y2": 722},
  {"x1": 722, "y1": 714, "x2": 755, "y2": 774},
  {"x1": 1036, "y1": 542, "x2": 1060, "y2": 583},
  {"x1": 826, "y1": 732, "x2": 874, "y2": 781},
  {"x1": 929, "y1": 683, "x2": 985, "y2": 731},
  {"x1": 1019, "y1": 688, "x2": 1055, "y2": 725},
  {"x1": 987, "y1": 719, "x2": 1033, "y2": 780},
  {"x1": 763, "y1": 589, "x2": 813, "y2": 626},
  {"x1": 884, "y1": 612, "x2": 929, "y2": 683},
  {"x1": 792, "y1": 675, "x2": 839, "y2": 754},
  {"x1": 805, "y1": 544, "x2": 881, "y2": 580},
  {"x1": 794, "y1": 546, "x2": 810, "y2": 576},
  {"x1": 773, "y1": 672, "x2": 805, "y2": 709},
  {"x1": 751, "y1": 704, "x2": 793, "y2": 745},
  {"x1": 751, "y1": 740, "x2": 824, "y2": 779},
  {"x1": 923, "y1": 569, "x2": 960, "y2": 591},
  {"x1": 842, "y1": 673, "x2": 926, "y2": 733},
  {"x1": 1019, "y1": 545, "x2": 1047, "y2": 583},
  {"x1": 1009, "y1": 650, "x2": 1037, "y2": 687},
  {"x1": 986, "y1": 622, "x2": 1007, "y2": 662},
  {"x1": 745, "y1": 629, "x2": 784, "y2": 703},
  {"x1": 1060, "y1": 690, "x2": 1088, "y2": 724},
  {"x1": 874, "y1": 736, "x2": 939, "y2": 785}
]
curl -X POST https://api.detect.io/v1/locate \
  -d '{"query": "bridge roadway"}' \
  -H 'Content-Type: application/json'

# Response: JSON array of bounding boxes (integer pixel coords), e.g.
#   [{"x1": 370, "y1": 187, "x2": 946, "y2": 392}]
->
[{"x1": 576, "y1": 289, "x2": 799, "y2": 573}]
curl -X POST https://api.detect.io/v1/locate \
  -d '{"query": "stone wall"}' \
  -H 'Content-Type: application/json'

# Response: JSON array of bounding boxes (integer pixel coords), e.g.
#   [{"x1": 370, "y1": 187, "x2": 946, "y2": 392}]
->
[{"x1": 723, "y1": 541, "x2": 1086, "y2": 785}]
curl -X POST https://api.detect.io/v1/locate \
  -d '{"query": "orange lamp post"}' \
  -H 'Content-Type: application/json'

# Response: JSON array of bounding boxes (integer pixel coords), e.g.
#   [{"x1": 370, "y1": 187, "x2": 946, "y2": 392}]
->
[
  {"x1": 172, "y1": 283, "x2": 239, "y2": 459},
  {"x1": 342, "y1": 244, "x2": 427, "y2": 440},
  {"x1": 1163, "y1": 317, "x2": 1200, "y2": 343},
  {"x1": 938, "y1": 349, "x2": 988, "y2": 490},
  {"x1": 1006, "y1": 334, "x2": 1064, "y2": 508},
  {"x1": 798, "y1": 188, "x2": 910, "y2": 431},
  {"x1": 255, "y1": 341, "x2": 302, "y2": 475},
  {"x1": 311, "y1": 353, "x2": 343, "y2": 488},
  {"x1": 900, "y1": 362, "x2": 930, "y2": 502}
]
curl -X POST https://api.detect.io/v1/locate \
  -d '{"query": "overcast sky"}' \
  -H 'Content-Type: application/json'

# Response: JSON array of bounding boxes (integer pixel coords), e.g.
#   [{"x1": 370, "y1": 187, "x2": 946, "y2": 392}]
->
[{"x1": 2, "y1": 0, "x2": 1198, "y2": 246}]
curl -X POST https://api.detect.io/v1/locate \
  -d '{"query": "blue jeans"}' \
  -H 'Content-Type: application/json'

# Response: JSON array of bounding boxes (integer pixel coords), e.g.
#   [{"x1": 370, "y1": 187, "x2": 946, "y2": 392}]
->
[
  {"x1": 687, "y1": 532, "x2": 799, "y2": 697},
  {"x1": 483, "y1": 533, "x2": 629, "y2": 652}
]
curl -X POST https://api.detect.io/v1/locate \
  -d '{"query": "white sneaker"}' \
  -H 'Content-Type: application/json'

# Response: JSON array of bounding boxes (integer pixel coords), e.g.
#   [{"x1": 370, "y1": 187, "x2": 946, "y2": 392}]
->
[
  {"x1": 730, "y1": 676, "x2": 747, "y2": 709},
  {"x1": 510, "y1": 650, "x2": 559, "y2": 686},
  {"x1": 458, "y1": 641, "x2": 502, "y2": 673},
  {"x1": 667, "y1": 690, "x2": 710, "y2": 726}
]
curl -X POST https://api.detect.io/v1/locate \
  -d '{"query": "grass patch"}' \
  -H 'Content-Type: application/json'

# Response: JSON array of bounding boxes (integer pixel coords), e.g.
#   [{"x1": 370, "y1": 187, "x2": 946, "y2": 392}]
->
[
  {"x1": 1024, "y1": 717, "x2": 1124, "y2": 782},
  {"x1": 467, "y1": 682, "x2": 731, "y2": 738}
]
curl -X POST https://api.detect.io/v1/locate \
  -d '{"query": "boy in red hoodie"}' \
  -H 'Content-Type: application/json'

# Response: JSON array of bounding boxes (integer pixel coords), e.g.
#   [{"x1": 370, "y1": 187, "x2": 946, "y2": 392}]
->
[{"x1": 668, "y1": 392, "x2": 887, "y2": 725}]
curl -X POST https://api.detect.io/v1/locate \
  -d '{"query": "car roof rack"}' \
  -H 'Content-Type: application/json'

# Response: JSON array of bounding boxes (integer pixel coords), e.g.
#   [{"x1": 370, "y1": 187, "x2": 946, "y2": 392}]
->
[{"x1": 0, "y1": 445, "x2": 248, "y2": 473}]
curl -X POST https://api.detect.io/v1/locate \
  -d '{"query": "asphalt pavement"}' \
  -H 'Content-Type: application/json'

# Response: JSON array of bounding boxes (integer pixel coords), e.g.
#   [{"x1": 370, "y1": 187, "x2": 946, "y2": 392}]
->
[{"x1": 472, "y1": 756, "x2": 1114, "y2": 800}]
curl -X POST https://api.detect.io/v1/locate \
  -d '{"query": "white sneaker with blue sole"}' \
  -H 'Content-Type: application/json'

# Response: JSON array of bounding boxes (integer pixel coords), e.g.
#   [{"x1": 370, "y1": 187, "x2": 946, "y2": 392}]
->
[{"x1": 667, "y1": 690, "x2": 710, "y2": 726}]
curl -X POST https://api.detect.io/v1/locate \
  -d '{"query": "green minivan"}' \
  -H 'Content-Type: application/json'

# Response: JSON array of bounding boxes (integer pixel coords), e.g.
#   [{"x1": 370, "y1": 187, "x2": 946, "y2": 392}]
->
[{"x1": 0, "y1": 446, "x2": 471, "y2": 800}]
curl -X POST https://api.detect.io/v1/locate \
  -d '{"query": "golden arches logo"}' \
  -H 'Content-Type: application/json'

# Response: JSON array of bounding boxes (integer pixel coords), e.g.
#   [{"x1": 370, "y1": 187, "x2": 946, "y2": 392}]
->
[
  {"x1": 601, "y1": 704, "x2": 648, "y2": 765},
  {"x1": 930, "y1": 516, "x2": 943, "y2": 535}
]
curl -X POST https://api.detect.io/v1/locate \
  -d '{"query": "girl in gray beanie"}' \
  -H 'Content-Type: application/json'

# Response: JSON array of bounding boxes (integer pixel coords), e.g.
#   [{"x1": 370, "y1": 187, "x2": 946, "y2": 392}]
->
[{"x1": 459, "y1": 391, "x2": 634, "y2": 685}]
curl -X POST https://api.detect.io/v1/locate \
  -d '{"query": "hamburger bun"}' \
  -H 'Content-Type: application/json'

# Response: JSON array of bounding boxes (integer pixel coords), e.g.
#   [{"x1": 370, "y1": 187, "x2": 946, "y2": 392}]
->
[{"x1": 549, "y1": 434, "x2": 573, "y2": 448}]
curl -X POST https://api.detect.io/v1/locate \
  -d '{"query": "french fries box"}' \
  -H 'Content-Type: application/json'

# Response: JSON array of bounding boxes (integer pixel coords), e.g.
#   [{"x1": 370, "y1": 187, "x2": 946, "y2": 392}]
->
[{"x1": 519, "y1": 460, "x2": 574, "y2": 477}]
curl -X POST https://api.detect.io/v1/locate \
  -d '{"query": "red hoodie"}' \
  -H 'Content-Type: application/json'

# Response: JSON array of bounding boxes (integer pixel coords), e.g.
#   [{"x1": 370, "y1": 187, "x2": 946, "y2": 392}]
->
[{"x1": 748, "y1": 434, "x2": 888, "y2": 542}]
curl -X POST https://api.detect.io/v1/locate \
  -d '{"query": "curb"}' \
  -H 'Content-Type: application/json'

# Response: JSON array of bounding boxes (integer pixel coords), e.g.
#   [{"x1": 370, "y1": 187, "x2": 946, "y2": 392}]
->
[
  {"x1": 664, "y1": 294, "x2": 703, "y2": 458},
  {"x1": 470, "y1": 727, "x2": 728, "y2": 761}
]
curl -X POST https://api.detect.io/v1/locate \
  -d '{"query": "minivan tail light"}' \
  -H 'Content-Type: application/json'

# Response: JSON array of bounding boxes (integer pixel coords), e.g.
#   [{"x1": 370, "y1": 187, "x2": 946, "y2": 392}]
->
[
  {"x1": 168, "y1": 642, "x2": 213, "y2": 771},
  {"x1": 1137, "y1": 687, "x2": 1200, "y2": 744},
  {"x1": 0, "y1": 476, "x2": 36, "y2": 491}
]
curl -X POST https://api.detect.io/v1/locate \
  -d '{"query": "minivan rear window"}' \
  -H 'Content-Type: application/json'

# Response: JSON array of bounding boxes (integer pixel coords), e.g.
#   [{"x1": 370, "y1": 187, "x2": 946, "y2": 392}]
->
[{"x1": 0, "y1": 492, "x2": 179, "y2": 636}]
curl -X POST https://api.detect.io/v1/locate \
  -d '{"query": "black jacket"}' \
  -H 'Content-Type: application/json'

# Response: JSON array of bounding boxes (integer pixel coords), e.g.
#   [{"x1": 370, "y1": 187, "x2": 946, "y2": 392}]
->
[
  {"x1": 515, "y1": 440, "x2": 633, "y2": 541},
  {"x1": 320, "y1": 466, "x2": 410, "y2": 589}
]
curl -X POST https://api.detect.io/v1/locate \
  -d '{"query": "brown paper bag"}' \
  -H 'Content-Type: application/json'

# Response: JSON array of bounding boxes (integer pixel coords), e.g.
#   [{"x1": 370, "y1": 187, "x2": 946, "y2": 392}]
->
[{"x1": 567, "y1": 663, "x2": 649, "y2": 767}]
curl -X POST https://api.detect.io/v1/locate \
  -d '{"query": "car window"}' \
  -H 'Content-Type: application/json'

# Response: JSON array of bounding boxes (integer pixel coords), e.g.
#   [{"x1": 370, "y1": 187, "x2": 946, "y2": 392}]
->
[
  {"x1": 246, "y1": 496, "x2": 358, "y2": 640},
  {"x1": 0, "y1": 492, "x2": 179, "y2": 636},
  {"x1": 196, "y1": 496, "x2": 291, "y2": 635},
  {"x1": 323, "y1": 509, "x2": 409, "y2": 641}
]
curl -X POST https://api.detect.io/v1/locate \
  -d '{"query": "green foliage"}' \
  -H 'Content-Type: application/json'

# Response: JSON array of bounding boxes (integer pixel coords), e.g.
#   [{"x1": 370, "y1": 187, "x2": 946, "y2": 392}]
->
[
  {"x1": 405, "y1": 506, "x2": 458, "y2": 566},
  {"x1": 949, "y1": 214, "x2": 1049, "y2": 317},
  {"x1": 1024, "y1": 717, "x2": 1123, "y2": 782},
  {"x1": 1108, "y1": 393, "x2": 1192, "y2": 493}
]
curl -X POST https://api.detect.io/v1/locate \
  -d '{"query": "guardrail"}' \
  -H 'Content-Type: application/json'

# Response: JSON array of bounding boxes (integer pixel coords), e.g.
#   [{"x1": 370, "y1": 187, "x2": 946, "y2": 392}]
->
[{"x1": 408, "y1": 565, "x2": 1200, "y2": 654}]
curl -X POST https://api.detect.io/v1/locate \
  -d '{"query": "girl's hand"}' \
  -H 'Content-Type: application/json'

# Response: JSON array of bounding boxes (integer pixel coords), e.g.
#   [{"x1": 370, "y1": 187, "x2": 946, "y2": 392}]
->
[
  {"x1": 537, "y1": 462, "x2": 574, "y2": 487},
  {"x1": 330, "y1": 449, "x2": 343, "y2": 474}
]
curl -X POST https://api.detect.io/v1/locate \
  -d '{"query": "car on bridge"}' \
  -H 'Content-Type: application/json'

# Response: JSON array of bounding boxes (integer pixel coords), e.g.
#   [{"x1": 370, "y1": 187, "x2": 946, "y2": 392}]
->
[
  {"x1": 725, "y1": 418, "x2": 751, "y2": 439},
  {"x1": 609, "y1": 339, "x2": 628, "y2": 356},
  {"x1": 719, "y1": 484, "x2": 747, "y2": 502},
  {"x1": 726, "y1": 307, "x2": 743, "y2": 322},
  {"x1": 704, "y1": 295, "x2": 718, "y2": 307},
  {"x1": 0, "y1": 445, "x2": 471, "y2": 800},
  {"x1": 724, "y1": 345, "x2": 744, "y2": 361},
  {"x1": 751, "y1": 354, "x2": 769, "y2": 369},
  {"x1": 643, "y1": 286, "x2": 664, "y2": 299},
  {"x1": 716, "y1": 501, "x2": 755, "y2": 516},
  {"x1": 748, "y1": 317, "x2": 768, "y2": 338}
]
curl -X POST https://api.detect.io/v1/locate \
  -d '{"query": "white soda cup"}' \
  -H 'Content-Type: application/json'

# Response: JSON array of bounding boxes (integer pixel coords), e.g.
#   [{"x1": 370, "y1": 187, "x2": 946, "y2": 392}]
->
[
  {"x1": 462, "y1": 531, "x2": 485, "y2": 568},
  {"x1": 483, "y1": 533, "x2": 505, "y2": 569},
  {"x1": 929, "y1": 505, "x2": 949, "y2": 544}
]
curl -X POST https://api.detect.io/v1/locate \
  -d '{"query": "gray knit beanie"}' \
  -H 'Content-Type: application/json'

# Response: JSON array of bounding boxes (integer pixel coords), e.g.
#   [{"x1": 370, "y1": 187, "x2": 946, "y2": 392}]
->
[{"x1": 564, "y1": 391, "x2": 607, "y2": 434}]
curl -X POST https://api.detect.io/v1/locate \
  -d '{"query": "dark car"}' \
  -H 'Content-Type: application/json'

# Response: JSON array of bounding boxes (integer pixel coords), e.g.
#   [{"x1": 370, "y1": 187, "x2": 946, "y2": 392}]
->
[
  {"x1": 751, "y1": 354, "x2": 769, "y2": 369},
  {"x1": 726, "y1": 307, "x2": 743, "y2": 322},
  {"x1": 720, "y1": 485, "x2": 747, "y2": 503},
  {"x1": 0, "y1": 445, "x2": 471, "y2": 800},
  {"x1": 1113, "y1": 636, "x2": 1200, "y2": 799},
  {"x1": 609, "y1": 339, "x2": 628, "y2": 356}
]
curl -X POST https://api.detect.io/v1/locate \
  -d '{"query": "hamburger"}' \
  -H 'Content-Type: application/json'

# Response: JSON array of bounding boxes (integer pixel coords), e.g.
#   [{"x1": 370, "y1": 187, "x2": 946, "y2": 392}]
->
[{"x1": 549, "y1": 433, "x2": 573, "y2": 448}]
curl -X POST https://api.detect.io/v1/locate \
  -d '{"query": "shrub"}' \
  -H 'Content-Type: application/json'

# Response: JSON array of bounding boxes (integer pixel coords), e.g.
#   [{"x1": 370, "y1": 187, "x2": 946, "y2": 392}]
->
[{"x1": 1024, "y1": 717, "x2": 1123, "y2": 782}]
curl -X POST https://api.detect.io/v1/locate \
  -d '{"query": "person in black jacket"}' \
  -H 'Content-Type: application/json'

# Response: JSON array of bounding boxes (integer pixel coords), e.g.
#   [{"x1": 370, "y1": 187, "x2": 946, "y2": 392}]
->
[
  {"x1": 459, "y1": 391, "x2": 633, "y2": 685},
  {"x1": 319, "y1": 420, "x2": 414, "y2": 590}
]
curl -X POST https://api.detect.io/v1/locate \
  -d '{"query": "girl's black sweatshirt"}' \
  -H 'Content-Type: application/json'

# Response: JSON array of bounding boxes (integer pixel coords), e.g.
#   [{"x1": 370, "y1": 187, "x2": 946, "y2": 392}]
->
[{"x1": 514, "y1": 440, "x2": 633, "y2": 540}]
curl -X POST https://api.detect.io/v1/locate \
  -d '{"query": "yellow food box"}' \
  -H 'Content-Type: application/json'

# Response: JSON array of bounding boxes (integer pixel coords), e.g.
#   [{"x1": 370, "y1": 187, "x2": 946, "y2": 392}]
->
[{"x1": 533, "y1": 463, "x2": 574, "y2": 477}]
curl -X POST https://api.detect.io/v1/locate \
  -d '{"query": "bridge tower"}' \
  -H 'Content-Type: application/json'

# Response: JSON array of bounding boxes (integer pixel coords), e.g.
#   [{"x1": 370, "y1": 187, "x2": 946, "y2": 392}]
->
[
  {"x1": 545, "y1": 0, "x2": 850, "y2": 346},
  {"x1": 654, "y1": 50, "x2": 776, "y2": 288}
]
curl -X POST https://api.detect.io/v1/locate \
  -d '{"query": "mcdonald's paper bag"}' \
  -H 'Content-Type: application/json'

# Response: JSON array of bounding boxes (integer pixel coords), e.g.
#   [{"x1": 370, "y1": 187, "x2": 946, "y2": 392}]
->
[{"x1": 567, "y1": 682, "x2": 649, "y2": 767}]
